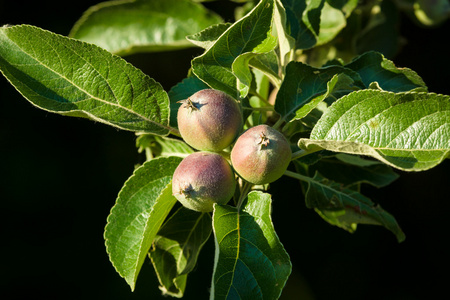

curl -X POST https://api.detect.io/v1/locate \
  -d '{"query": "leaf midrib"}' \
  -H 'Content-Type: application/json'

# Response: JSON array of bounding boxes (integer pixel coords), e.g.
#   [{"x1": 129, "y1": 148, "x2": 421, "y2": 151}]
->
[
  {"x1": 105, "y1": 174, "x2": 173, "y2": 262},
  {"x1": 319, "y1": 93, "x2": 449, "y2": 150},
  {"x1": 175, "y1": 213, "x2": 206, "y2": 272},
  {"x1": 3, "y1": 26, "x2": 170, "y2": 130},
  {"x1": 217, "y1": 211, "x2": 277, "y2": 299},
  {"x1": 309, "y1": 139, "x2": 450, "y2": 152}
]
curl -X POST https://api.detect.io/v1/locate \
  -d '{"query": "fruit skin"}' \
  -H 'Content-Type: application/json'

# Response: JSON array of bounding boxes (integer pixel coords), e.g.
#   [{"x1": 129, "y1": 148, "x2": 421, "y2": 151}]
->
[
  {"x1": 231, "y1": 124, "x2": 291, "y2": 185},
  {"x1": 172, "y1": 152, "x2": 236, "y2": 212},
  {"x1": 177, "y1": 89, "x2": 243, "y2": 152}
]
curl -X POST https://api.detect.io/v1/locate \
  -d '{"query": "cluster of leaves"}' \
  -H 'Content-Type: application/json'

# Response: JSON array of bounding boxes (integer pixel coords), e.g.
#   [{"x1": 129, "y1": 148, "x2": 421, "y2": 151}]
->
[{"x1": 0, "y1": 0, "x2": 449, "y2": 299}]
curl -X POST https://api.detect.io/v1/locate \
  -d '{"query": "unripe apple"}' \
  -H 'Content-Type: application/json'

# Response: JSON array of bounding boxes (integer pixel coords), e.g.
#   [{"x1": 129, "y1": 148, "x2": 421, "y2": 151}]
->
[
  {"x1": 177, "y1": 89, "x2": 243, "y2": 152},
  {"x1": 231, "y1": 124, "x2": 291, "y2": 185},
  {"x1": 172, "y1": 152, "x2": 236, "y2": 212}
]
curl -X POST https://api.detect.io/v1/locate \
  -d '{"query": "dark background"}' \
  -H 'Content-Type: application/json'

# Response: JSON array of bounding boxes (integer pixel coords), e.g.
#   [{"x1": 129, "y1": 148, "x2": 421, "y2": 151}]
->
[{"x1": 1, "y1": 1, "x2": 449, "y2": 299}]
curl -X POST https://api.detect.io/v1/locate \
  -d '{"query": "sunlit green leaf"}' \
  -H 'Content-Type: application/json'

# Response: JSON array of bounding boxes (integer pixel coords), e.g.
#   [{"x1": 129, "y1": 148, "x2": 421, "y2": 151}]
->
[
  {"x1": 299, "y1": 90, "x2": 450, "y2": 171},
  {"x1": 0, "y1": 25, "x2": 171, "y2": 135},
  {"x1": 316, "y1": 1, "x2": 347, "y2": 44},
  {"x1": 69, "y1": 0, "x2": 223, "y2": 56},
  {"x1": 192, "y1": 0, "x2": 276, "y2": 98},
  {"x1": 273, "y1": 0, "x2": 295, "y2": 69},
  {"x1": 104, "y1": 157, "x2": 182, "y2": 290},
  {"x1": 248, "y1": 51, "x2": 281, "y2": 88},
  {"x1": 211, "y1": 191, "x2": 291, "y2": 300},
  {"x1": 186, "y1": 23, "x2": 232, "y2": 50}
]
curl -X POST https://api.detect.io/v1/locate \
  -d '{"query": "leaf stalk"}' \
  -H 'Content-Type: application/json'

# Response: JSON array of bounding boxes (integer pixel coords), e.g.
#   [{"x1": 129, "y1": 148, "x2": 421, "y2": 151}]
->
[{"x1": 283, "y1": 170, "x2": 312, "y2": 183}]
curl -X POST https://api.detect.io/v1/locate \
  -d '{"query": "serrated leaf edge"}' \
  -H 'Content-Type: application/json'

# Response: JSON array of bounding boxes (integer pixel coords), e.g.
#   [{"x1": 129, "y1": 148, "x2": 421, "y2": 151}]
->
[
  {"x1": 104, "y1": 157, "x2": 180, "y2": 290},
  {"x1": 300, "y1": 90, "x2": 450, "y2": 171},
  {"x1": 0, "y1": 24, "x2": 172, "y2": 134}
]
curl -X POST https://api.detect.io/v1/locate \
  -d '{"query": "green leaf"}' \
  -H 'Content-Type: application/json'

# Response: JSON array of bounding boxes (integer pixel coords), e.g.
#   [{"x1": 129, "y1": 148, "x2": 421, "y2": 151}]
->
[
  {"x1": 136, "y1": 134, "x2": 194, "y2": 159},
  {"x1": 105, "y1": 156, "x2": 182, "y2": 290},
  {"x1": 69, "y1": 0, "x2": 223, "y2": 56},
  {"x1": 275, "y1": 61, "x2": 363, "y2": 122},
  {"x1": 282, "y1": 0, "x2": 356, "y2": 49},
  {"x1": 149, "y1": 135, "x2": 194, "y2": 158},
  {"x1": 149, "y1": 208, "x2": 212, "y2": 298},
  {"x1": 186, "y1": 23, "x2": 232, "y2": 50},
  {"x1": 293, "y1": 73, "x2": 359, "y2": 121},
  {"x1": 309, "y1": 154, "x2": 399, "y2": 188},
  {"x1": 273, "y1": 0, "x2": 295, "y2": 69},
  {"x1": 304, "y1": 172, "x2": 406, "y2": 242},
  {"x1": 299, "y1": 90, "x2": 450, "y2": 171},
  {"x1": 316, "y1": 1, "x2": 347, "y2": 44},
  {"x1": 0, "y1": 25, "x2": 171, "y2": 135},
  {"x1": 282, "y1": 0, "x2": 324, "y2": 50},
  {"x1": 192, "y1": 0, "x2": 276, "y2": 98},
  {"x1": 233, "y1": 50, "x2": 278, "y2": 98},
  {"x1": 345, "y1": 51, "x2": 427, "y2": 92},
  {"x1": 327, "y1": 0, "x2": 359, "y2": 16},
  {"x1": 246, "y1": 68, "x2": 272, "y2": 127},
  {"x1": 248, "y1": 51, "x2": 281, "y2": 88},
  {"x1": 211, "y1": 191, "x2": 291, "y2": 300}
]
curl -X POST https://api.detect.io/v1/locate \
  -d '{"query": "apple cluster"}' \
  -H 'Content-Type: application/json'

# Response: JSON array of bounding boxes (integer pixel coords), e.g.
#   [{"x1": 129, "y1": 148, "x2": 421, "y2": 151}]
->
[{"x1": 172, "y1": 89, "x2": 292, "y2": 212}]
